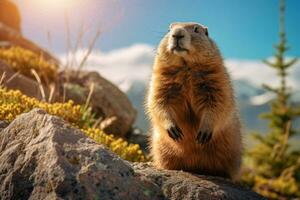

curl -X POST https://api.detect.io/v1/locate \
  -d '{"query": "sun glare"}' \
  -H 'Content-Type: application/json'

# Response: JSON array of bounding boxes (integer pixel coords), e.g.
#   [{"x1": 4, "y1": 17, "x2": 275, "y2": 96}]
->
[{"x1": 32, "y1": 0, "x2": 75, "y2": 11}]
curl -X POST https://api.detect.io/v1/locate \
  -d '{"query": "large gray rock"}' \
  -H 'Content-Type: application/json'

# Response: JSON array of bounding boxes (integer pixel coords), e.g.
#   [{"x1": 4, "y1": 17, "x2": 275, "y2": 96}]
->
[
  {"x1": 0, "y1": 109, "x2": 161, "y2": 200},
  {"x1": 133, "y1": 163, "x2": 266, "y2": 200},
  {"x1": 0, "y1": 109, "x2": 265, "y2": 200}
]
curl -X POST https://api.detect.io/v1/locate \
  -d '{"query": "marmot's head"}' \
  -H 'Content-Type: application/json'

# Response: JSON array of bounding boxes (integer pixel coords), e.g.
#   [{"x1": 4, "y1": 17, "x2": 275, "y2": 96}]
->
[{"x1": 157, "y1": 22, "x2": 220, "y2": 64}]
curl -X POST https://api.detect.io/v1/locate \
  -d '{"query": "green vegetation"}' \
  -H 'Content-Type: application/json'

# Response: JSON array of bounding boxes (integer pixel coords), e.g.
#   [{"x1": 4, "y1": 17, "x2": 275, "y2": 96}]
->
[{"x1": 243, "y1": 0, "x2": 300, "y2": 199}]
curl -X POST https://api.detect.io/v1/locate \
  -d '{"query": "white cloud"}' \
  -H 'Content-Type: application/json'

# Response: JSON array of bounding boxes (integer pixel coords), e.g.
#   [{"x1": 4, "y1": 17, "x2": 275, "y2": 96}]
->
[
  {"x1": 61, "y1": 44, "x2": 155, "y2": 91},
  {"x1": 249, "y1": 92, "x2": 276, "y2": 106},
  {"x1": 226, "y1": 58, "x2": 300, "y2": 88},
  {"x1": 60, "y1": 43, "x2": 300, "y2": 93}
]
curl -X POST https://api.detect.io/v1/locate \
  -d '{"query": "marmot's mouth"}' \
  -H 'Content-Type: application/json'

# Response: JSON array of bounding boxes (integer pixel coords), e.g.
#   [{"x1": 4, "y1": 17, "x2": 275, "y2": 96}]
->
[{"x1": 172, "y1": 46, "x2": 188, "y2": 53}]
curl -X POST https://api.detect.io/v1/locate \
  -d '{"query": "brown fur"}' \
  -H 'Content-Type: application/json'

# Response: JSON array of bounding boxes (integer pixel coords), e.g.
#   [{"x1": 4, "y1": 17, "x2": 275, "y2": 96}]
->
[{"x1": 146, "y1": 22, "x2": 242, "y2": 180}]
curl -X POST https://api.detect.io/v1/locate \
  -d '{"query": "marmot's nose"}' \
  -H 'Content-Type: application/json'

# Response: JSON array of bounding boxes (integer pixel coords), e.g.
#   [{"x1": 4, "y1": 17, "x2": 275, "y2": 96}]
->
[{"x1": 172, "y1": 34, "x2": 185, "y2": 40}]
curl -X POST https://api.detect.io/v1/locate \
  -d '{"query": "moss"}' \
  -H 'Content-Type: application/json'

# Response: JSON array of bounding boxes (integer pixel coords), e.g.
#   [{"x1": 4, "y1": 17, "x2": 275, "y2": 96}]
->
[
  {"x1": 0, "y1": 88, "x2": 146, "y2": 162},
  {"x1": 84, "y1": 128, "x2": 146, "y2": 162},
  {"x1": 0, "y1": 47, "x2": 58, "y2": 83},
  {"x1": 0, "y1": 88, "x2": 82, "y2": 124}
]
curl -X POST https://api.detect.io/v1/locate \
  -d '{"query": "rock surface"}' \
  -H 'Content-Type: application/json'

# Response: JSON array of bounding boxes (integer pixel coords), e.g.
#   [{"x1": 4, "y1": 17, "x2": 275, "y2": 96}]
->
[
  {"x1": 0, "y1": 109, "x2": 160, "y2": 200},
  {"x1": 0, "y1": 121, "x2": 8, "y2": 131},
  {"x1": 59, "y1": 70, "x2": 137, "y2": 137},
  {"x1": 0, "y1": 60, "x2": 48, "y2": 100},
  {"x1": 0, "y1": 0, "x2": 21, "y2": 33},
  {"x1": 133, "y1": 163, "x2": 266, "y2": 200},
  {"x1": 0, "y1": 109, "x2": 265, "y2": 200}
]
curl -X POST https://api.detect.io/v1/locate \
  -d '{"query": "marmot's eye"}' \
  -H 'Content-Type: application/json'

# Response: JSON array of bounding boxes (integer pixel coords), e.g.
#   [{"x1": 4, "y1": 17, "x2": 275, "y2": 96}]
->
[
  {"x1": 204, "y1": 28, "x2": 209, "y2": 37},
  {"x1": 194, "y1": 26, "x2": 199, "y2": 33}
]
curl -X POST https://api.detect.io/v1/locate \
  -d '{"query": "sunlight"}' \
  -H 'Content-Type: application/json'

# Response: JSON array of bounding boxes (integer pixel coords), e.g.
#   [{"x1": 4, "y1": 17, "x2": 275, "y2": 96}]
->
[{"x1": 31, "y1": 0, "x2": 75, "y2": 11}]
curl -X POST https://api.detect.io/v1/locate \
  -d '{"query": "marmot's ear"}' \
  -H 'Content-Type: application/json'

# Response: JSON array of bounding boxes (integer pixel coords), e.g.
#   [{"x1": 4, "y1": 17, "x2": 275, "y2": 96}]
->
[
  {"x1": 204, "y1": 27, "x2": 209, "y2": 37},
  {"x1": 169, "y1": 22, "x2": 179, "y2": 30}
]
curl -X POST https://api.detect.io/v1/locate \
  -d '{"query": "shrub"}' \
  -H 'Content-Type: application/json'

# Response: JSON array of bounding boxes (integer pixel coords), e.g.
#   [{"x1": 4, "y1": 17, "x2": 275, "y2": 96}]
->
[{"x1": 243, "y1": 0, "x2": 300, "y2": 199}]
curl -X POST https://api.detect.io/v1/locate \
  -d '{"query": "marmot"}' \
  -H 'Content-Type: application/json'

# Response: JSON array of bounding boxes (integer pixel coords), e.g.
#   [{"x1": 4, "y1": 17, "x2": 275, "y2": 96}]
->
[{"x1": 146, "y1": 22, "x2": 242, "y2": 180}]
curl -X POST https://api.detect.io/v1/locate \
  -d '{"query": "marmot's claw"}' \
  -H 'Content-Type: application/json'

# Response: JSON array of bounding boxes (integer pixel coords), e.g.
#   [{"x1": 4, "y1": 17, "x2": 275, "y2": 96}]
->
[
  {"x1": 167, "y1": 125, "x2": 183, "y2": 141},
  {"x1": 196, "y1": 131, "x2": 212, "y2": 144}
]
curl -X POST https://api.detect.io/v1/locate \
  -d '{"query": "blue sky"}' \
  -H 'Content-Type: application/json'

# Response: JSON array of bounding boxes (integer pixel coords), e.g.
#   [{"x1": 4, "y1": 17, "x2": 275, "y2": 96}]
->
[
  {"x1": 14, "y1": 0, "x2": 300, "y2": 59},
  {"x1": 11, "y1": 0, "x2": 300, "y2": 132}
]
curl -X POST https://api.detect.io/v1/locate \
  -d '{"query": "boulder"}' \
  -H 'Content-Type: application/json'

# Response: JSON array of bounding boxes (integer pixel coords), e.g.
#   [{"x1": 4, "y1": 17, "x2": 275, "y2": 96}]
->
[
  {"x1": 0, "y1": 0, "x2": 21, "y2": 33},
  {"x1": 0, "y1": 109, "x2": 265, "y2": 200},
  {"x1": 0, "y1": 60, "x2": 49, "y2": 100},
  {"x1": 133, "y1": 163, "x2": 266, "y2": 200},
  {"x1": 0, "y1": 109, "x2": 161, "y2": 200},
  {"x1": 59, "y1": 70, "x2": 137, "y2": 137}
]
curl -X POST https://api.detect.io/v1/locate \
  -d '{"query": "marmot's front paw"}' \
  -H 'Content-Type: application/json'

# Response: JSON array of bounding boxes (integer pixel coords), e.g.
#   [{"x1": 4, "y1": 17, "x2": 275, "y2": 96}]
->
[
  {"x1": 196, "y1": 130, "x2": 212, "y2": 144},
  {"x1": 167, "y1": 125, "x2": 183, "y2": 141}
]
